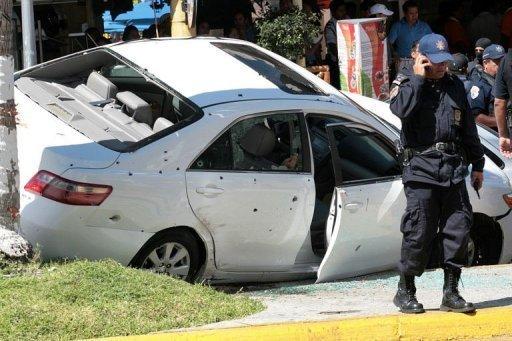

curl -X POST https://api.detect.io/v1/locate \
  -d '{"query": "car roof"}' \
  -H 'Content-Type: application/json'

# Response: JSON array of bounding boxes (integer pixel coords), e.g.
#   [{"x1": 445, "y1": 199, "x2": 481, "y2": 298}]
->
[{"x1": 109, "y1": 38, "x2": 341, "y2": 108}]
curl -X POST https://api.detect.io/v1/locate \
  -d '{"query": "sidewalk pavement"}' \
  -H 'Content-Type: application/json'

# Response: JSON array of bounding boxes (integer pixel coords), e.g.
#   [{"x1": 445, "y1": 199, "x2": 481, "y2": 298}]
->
[{"x1": 107, "y1": 264, "x2": 512, "y2": 340}]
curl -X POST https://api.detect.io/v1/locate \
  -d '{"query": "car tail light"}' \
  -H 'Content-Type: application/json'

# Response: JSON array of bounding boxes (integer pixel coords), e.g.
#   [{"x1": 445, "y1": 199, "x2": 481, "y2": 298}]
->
[
  {"x1": 503, "y1": 194, "x2": 512, "y2": 208},
  {"x1": 24, "y1": 170, "x2": 112, "y2": 206}
]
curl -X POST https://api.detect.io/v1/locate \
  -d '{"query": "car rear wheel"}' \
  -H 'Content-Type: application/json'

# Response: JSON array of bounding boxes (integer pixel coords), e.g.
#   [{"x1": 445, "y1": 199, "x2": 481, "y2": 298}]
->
[
  {"x1": 131, "y1": 230, "x2": 201, "y2": 282},
  {"x1": 427, "y1": 214, "x2": 502, "y2": 269}
]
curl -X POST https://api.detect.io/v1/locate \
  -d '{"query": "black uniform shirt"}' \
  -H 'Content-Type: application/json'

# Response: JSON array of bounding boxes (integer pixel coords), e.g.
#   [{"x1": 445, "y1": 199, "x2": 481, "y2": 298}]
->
[
  {"x1": 456, "y1": 74, "x2": 473, "y2": 94},
  {"x1": 494, "y1": 50, "x2": 512, "y2": 100},
  {"x1": 468, "y1": 72, "x2": 495, "y2": 117},
  {"x1": 390, "y1": 73, "x2": 485, "y2": 187},
  {"x1": 468, "y1": 59, "x2": 483, "y2": 83}
]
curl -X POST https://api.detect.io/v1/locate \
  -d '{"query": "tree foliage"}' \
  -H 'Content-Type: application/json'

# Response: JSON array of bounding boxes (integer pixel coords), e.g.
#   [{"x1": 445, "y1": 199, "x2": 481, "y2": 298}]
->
[{"x1": 256, "y1": 9, "x2": 321, "y2": 62}]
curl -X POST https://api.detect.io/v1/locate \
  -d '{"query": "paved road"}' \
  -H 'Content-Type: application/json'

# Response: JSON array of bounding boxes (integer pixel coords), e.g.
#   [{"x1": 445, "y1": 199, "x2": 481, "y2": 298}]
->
[{"x1": 212, "y1": 264, "x2": 512, "y2": 328}]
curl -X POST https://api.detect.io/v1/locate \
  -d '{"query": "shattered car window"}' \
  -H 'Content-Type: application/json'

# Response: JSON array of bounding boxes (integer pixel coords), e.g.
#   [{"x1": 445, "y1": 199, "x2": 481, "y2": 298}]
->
[
  {"x1": 212, "y1": 42, "x2": 325, "y2": 96},
  {"x1": 191, "y1": 113, "x2": 304, "y2": 172}
]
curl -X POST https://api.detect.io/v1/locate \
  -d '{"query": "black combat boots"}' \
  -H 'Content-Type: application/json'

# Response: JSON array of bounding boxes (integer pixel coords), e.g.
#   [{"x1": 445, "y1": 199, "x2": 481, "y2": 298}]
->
[
  {"x1": 440, "y1": 268, "x2": 476, "y2": 313},
  {"x1": 393, "y1": 274, "x2": 425, "y2": 314}
]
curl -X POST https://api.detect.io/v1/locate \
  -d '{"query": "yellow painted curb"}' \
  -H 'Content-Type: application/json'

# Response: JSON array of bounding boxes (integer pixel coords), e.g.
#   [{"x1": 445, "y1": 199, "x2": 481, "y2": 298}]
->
[{"x1": 106, "y1": 307, "x2": 512, "y2": 341}]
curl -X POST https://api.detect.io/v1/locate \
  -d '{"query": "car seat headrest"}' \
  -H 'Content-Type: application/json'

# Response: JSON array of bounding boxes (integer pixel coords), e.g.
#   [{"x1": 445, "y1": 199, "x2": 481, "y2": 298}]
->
[
  {"x1": 87, "y1": 72, "x2": 118, "y2": 99},
  {"x1": 116, "y1": 91, "x2": 153, "y2": 126},
  {"x1": 239, "y1": 124, "x2": 276, "y2": 157}
]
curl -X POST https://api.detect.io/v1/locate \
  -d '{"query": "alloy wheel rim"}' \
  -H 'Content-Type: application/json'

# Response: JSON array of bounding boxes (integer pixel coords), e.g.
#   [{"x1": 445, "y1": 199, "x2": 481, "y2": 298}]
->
[{"x1": 142, "y1": 242, "x2": 191, "y2": 278}]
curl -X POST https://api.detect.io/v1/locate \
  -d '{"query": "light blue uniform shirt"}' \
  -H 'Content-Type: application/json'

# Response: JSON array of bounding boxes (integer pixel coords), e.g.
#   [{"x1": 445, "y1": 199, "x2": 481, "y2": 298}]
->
[{"x1": 388, "y1": 18, "x2": 432, "y2": 58}]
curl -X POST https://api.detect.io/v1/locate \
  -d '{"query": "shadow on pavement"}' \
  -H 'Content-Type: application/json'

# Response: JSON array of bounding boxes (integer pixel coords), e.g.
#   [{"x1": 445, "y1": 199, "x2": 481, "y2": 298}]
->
[{"x1": 475, "y1": 297, "x2": 512, "y2": 309}]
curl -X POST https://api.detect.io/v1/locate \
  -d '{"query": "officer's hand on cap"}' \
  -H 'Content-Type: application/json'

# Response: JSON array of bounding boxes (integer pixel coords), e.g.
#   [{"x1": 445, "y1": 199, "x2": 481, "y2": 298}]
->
[{"x1": 499, "y1": 137, "x2": 512, "y2": 159}]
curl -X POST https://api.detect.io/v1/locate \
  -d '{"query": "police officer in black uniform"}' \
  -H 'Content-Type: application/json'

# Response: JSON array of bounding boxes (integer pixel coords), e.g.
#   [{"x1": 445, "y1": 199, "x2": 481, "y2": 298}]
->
[
  {"x1": 494, "y1": 48, "x2": 512, "y2": 158},
  {"x1": 390, "y1": 33, "x2": 484, "y2": 314},
  {"x1": 468, "y1": 44, "x2": 505, "y2": 130}
]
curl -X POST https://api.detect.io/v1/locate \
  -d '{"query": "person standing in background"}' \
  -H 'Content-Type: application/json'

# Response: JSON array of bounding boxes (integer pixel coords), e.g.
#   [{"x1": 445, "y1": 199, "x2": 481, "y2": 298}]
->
[
  {"x1": 324, "y1": 0, "x2": 347, "y2": 89},
  {"x1": 468, "y1": 44, "x2": 505, "y2": 130},
  {"x1": 468, "y1": 38, "x2": 492, "y2": 83},
  {"x1": 368, "y1": 3, "x2": 393, "y2": 39},
  {"x1": 388, "y1": 1, "x2": 432, "y2": 74},
  {"x1": 251, "y1": 0, "x2": 271, "y2": 22},
  {"x1": 493, "y1": 45, "x2": 512, "y2": 157},
  {"x1": 229, "y1": 12, "x2": 255, "y2": 42},
  {"x1": 122, "y1": 25, "x2": 140, "y2": 42}
]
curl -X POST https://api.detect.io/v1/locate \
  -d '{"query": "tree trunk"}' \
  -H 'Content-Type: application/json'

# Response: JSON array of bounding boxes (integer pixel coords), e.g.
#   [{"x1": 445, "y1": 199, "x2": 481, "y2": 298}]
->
[{"x1": 0, "y1": 0, "x2": 31, "y2": 259}]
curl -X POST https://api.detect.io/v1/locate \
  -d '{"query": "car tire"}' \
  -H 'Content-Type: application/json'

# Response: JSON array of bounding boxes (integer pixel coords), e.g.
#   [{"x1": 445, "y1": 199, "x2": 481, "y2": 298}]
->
[
  {"x1": 131, "y1": 229, "x2": 201, "y2": 283},
  {"x1": 426, "y1": 214, "x2": 502, "y2": 269},
  {"x1": 470, "y1": 214, "x2": 503, "y2": 266}
]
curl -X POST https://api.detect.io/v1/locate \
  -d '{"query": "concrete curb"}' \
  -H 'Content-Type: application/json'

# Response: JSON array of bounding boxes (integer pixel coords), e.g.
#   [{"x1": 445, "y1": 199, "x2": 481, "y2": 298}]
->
[{"x1": 107, "y1": 307, "x2": 512, "y2": 340}]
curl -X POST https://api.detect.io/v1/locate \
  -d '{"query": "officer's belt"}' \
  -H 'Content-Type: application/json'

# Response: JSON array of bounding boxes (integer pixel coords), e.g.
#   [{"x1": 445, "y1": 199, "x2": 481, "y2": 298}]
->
[{"x1": 404, "y1": 142, "x2": 459, "y2": 158}]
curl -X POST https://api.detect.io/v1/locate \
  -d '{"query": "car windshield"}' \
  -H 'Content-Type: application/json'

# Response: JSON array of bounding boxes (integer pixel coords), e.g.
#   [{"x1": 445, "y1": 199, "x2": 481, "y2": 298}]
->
[{"x1": 212, "y1": 42, "x2": 325, "y2": 96}]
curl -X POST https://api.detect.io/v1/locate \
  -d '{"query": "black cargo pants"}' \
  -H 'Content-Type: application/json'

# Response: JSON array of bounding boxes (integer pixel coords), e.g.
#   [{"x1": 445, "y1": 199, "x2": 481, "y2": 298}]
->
[{"x1": 398, "y1": 181, "x2": 472, "y2": 276}]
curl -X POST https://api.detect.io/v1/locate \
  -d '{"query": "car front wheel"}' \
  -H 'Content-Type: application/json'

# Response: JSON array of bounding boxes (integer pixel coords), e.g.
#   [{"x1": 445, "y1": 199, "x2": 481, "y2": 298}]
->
[{"x1": 131, "y1": 230, "x2": 201, "y2": 282}]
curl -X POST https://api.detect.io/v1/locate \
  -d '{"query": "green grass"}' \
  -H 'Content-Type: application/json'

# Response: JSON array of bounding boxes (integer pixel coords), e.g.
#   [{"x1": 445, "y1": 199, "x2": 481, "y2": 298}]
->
[{"x1": 0, "y1": 258, "x2": 264, "y2": 340}]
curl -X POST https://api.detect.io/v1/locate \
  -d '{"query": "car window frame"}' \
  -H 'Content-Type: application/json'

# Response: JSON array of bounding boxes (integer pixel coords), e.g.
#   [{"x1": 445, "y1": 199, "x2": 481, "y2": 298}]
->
[
  {"x1": 188, "y1": 110, "x2": 312, "y2": 174},
  {"x1": 305, "y1": 113, "x2": 402, "y2": 187}
]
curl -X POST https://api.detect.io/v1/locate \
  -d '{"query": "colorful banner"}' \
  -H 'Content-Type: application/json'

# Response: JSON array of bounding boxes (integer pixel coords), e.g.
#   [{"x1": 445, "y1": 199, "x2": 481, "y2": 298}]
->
[{"x1": 337, "y1": 18, "x2": 390, "y2": 101}]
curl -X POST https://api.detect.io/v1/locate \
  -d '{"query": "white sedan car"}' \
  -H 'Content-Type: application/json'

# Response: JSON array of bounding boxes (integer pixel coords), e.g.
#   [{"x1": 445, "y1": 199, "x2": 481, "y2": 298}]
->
[{"x1": 15, "y1": 38, "x2": 512, "y2": 284}]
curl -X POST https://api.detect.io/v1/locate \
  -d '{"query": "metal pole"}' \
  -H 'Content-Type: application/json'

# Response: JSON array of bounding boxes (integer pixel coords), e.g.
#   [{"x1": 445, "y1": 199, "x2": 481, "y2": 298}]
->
[
  {"x1": 21, "y1": 0, "x2": 36, "y2": 68},
  {"x1": 37, "y1": 20, "x2": 43, "y2": 63},
  {"x1": 153, "y1": 4, "x2": 160, "y2": 38},
  {"x1": 11, "y1": 18, "x2": 19, "y2": 71}
]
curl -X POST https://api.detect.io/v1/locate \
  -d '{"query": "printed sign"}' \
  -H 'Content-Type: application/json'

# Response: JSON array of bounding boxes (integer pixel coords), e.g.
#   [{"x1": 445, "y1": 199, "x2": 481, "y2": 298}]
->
[{"x1": 337, "y1": 18, "x2": 390, "y2": 101}]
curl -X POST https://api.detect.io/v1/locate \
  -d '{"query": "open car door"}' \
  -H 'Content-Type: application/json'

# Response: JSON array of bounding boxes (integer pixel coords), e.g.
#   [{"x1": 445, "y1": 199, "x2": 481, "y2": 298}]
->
[{"x1": 316, "y1": 122, "x2": 406, "y2": 283}]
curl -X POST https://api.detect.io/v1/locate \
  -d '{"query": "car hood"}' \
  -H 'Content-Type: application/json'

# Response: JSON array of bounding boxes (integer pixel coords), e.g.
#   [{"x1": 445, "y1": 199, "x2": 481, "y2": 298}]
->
[{"x1": 15, "y1": 88, "x2": 120, "y2": 187}]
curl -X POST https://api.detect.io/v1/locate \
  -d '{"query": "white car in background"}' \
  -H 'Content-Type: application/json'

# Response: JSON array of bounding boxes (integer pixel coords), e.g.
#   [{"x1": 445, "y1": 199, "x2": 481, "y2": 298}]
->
[{"x1": 14, "y1": 38, "x2": 512, "y2": 284}]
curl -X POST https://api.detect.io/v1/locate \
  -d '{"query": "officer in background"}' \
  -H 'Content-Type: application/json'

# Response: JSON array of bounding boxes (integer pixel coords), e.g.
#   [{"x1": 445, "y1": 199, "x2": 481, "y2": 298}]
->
[
  {"x1": 468, "y1": 38, "x2": 492, "y2": 82},
  {"x1": 448, "y1": 53, "x2": 472, "y2": 93},
  {"x1": 468, "y1": 44, "x2": 505, "y2": 130},
  {"x1": 390, "y1": 33, "x2": 484, "y2": 314},
  {"x1": 494, "y1": 48, "x2": 512, "y2": 157}
]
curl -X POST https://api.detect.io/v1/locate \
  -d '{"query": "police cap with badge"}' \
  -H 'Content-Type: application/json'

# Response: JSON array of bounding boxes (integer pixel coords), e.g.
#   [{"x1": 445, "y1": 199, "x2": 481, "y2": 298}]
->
[
  {"x1": 470, "y1": 44, "x2": 505, "y2": 101},
  {"x1": 390, "y1": 34, "x2": 454, "y2": 100},
  {"x1": 482, "y1": 44, "x2": 506, "y2": 61}
]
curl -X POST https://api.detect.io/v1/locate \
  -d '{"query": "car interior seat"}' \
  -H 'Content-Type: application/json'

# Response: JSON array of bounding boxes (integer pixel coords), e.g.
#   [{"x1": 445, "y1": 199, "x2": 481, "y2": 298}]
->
[
  {"x1": 238, "y1": 124, "x2": 276, "y2": 157},
  {"x1": 153, "y1": 117, "x2": 173, "y2": 133},
  {"x1": 75, "y1": 72, "x2": 118, "y2": 104},
  {"x1": 116, "y1": 91, "x2": 154, "y2": 127}
]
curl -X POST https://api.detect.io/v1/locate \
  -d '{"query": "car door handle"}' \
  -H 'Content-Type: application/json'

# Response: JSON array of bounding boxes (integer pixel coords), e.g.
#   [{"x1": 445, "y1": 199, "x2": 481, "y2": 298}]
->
[
  {"x1": 344, "y1": 202, "x2": 363, "y2": 212},
  {"x1": 196, "y1": 186, "x2": 224, "y2": 195}
]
